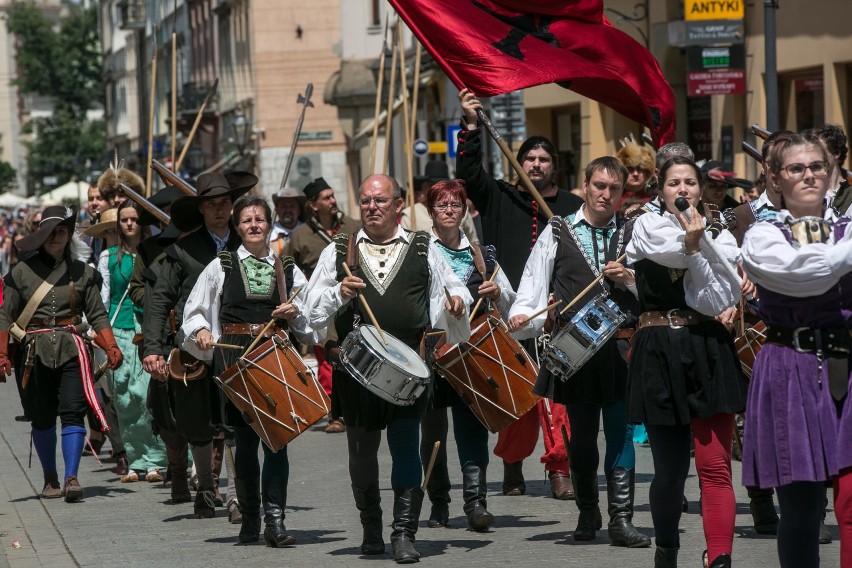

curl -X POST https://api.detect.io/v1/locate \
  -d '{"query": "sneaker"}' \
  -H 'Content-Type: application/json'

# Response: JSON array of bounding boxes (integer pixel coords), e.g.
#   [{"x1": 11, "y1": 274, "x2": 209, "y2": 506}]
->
[{"x1": 63, "y1": 476, "x2": 84, "y2": 502}]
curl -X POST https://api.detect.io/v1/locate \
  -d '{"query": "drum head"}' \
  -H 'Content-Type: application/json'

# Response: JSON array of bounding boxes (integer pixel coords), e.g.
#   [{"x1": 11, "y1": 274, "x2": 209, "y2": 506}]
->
[{"x1": 360, "y1": 325, "x2": 430, "y2": 379}]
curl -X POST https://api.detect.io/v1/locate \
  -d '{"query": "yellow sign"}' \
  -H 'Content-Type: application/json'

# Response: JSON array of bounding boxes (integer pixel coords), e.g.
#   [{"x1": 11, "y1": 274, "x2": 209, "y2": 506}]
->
[
  {"x1": 684, "y1": 0, "x2": 744, "y2": 21},
  {"x1": 428, "y1": 141, "x2": 448, "y2": 154}
]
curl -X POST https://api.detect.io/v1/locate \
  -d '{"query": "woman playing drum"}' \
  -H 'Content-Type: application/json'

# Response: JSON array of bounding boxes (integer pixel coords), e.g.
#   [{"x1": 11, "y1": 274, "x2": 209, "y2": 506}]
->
[
  {"x1": 181, "y1": 194, "x2": 314, "y2": 547},
  {"x1": 741, "y1": 132, "x2": 852, "y2": 567},
  {"x1": 625, "y1": 157, "x2": 747, "y2": 568},
  {"x1": 423, "y1": 179, "x2": 514, "y2": 531}
]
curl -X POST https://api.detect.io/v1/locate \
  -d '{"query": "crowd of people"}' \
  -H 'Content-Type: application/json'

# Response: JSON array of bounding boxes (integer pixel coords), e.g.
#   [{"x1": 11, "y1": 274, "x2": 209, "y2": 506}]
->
[{"x1": 0, "y1": 90, "x2": 850, "y2": 568}]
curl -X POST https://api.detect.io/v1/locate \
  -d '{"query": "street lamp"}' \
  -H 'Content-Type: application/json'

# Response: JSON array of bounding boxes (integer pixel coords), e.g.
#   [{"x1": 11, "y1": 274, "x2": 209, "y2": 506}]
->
[{"x1": 231, "y1": 110, "x2": 252, "y2": 158}]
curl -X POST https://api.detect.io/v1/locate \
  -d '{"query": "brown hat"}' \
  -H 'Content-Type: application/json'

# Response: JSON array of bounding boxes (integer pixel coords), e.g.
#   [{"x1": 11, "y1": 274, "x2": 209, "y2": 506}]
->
[
  {"x1": 616, "y1": 143, "x2": 655, "y2": 173},
  {"x1": 169, "y1": 171, "x2": 258, "y2": 231},
  {"x1": 272, "y1": 186, "x2": 307, "y2": 206},
  {"x1": 83, "y1": 208, "x2": 119, "y2": 238},
  {"x1": 15, "y1": 205, "x2": 77, "y2": 253},
  {"x1": 98, "y1": 168, "x2": 144, "y2": 200}
]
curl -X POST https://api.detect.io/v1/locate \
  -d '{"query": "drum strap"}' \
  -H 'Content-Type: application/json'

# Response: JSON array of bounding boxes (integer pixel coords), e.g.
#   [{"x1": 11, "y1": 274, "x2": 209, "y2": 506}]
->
[
  {"x1": 346, "y1": 232, "x2": 360, "y2": 273},
  {"x1": 274, "y1": 255, "x2": 289, "y2": 305},
  {"x1": 471, "y1": 244, "x2": 487, "y2": 281}
]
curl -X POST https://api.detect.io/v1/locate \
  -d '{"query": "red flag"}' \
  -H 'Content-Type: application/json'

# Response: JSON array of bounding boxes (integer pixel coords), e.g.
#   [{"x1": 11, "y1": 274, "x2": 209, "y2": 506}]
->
[{"x1": 388, "y1": 0, "x2": 676, "y2": 147}]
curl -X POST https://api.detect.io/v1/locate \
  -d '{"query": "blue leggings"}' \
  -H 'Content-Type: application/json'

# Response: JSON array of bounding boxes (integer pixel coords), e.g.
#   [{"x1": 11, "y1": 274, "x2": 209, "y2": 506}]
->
[
  {"x1": 347, "y1": 418, "x2": 421, "y2": 489},
  {"x1": 233, "y1": 424, "x2": 289, "y2": 482},
  {"x1": 565, "y1": 400, "x2": 635, "y2": 475}
]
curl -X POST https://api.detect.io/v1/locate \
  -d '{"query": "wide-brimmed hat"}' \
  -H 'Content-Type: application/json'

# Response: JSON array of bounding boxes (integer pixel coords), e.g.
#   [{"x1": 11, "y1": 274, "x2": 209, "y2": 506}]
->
[
  {"x1": 156, "y1": 221, "x2": 182, "y2": 245},
  {"x1": 302, "y1": 177, "x2": 332, "y2": 201},
  {"x1": 83, "y1": 208, "x2": 119, "y2": 238},
  {"x1": 700, "y1": 160, "x2": 755, "y2": 191},
  {"x1": 16, "y1": 205, "x2": 77, "y2": 253},
  {"x1": 414, "y1": 160, "x2": 451, "y2": 186},
  {"x1": 169, "y1": 171, "x2": 258, "y2": 231},
  {"x1": 132, "y1": 185, "x2": 185, "y2": 227},
  {"x1": 273, "y1": 186, "x2": 307, "y2": 206}
]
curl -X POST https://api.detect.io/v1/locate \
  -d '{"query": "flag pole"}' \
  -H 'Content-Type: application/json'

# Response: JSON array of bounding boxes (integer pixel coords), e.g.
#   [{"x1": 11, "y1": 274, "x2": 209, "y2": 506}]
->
[
  {"x1": 475, "y1": 108, "x2": 554, "y2": 220},
  {"x1": 369, "y1": 16, "x2": 390, "y2": 174},
  {"x1": 396, "y1": 21, "x2": 415, "y2": 227},
  {"x1": 170, "y1": 30, "x2": 177, "y2": 170},
  {"x1": 145, "y1": 39, "x2": 158, "y2": 198},
  {"x1": 382, "y1": 29, "x2": 399, "y2": 174}
]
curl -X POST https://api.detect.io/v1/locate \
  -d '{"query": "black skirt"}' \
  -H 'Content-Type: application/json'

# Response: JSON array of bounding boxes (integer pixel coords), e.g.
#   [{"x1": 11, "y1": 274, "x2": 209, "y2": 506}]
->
[
  {"x1": 626, "y1": 320, "x2": 746, "y2": 426},
  {"x1": 534, "y1": 337, "x2": 629, "y2": 405}
]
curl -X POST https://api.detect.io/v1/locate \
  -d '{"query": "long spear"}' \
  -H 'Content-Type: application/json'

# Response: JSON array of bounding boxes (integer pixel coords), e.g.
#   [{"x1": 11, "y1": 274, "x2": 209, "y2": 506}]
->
[
  {"x1": 174, "y1": 79, "x2": 219, "y2": 172},
  {"x1": 278, "y1": 83, "x2": 315, "y2": 190},
  {"x1": 382, "y1": 31, "x2": 400, "y2": 174},
  {"x1": 396, "y1": 21, "x2": 415, "y2": 224},
  {"x1": 368, "y1": 15, "x2": 390, "y2": 174},
  {"x1": 145, "y1": 38, "x2": 158, "y2": 198}
]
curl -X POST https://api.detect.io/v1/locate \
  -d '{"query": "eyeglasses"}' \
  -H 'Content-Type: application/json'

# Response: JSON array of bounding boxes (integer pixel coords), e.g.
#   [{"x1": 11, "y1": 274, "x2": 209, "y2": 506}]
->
[
  {"x1": 432, "y1": 202, "x2": 464, "y2": 212},
  {"x1": 359, "y1": 197, "x2": 393, "y2": 208},
  {"x1": 780, "y1": 161, "x2": 828, "y2": 178}
]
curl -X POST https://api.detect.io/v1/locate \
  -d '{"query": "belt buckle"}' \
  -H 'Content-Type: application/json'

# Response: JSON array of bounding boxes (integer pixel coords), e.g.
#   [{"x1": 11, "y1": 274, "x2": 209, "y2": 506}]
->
[
  {"x1": 792, "y1": 327, "x2": 812, "y2": 353},
  {"x1": 249, "y1": 324, "x2": 262, "y2": 337},
  {"x1": 665, "y1": 309, "x2": 683, "y2": 330},
  {"x1": 45, "y1": 317, "x2": 56, "y2": 326}
]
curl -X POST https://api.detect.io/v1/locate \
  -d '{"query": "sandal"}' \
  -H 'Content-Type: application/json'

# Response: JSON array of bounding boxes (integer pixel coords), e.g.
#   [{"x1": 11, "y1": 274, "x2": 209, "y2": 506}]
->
[
  {"x1": 325, "y1": 419, "x2": 346, "y2": 433},
  {"x1": 146, "y1": 470, "x2": 164, "y2": 483},
  {"x1": 121, "y1": 470, "x2": 139, "y2": 483}
]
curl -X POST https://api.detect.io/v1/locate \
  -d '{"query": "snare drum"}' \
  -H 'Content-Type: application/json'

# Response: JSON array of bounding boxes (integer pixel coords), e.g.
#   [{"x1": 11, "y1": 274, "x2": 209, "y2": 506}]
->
[
  {"x1": 215, "y1": 334, "x2": 330, "y2": 452},
  {"x1": 339, "y1": 325, "x2": 431, "y2": 406},
  {"x1": 433, "y1": 311, "x2": 540, "y2": 433},
  {"x1": 734, "y1": 320, "x2": 766, "y2": 380},
  {"x1": 544, "y1": 295, "x2": 625, "y2": 382}
]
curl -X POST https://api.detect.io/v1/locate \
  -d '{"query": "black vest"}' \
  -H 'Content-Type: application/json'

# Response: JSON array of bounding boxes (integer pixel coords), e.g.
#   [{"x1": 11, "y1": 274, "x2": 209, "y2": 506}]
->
[
  {"x1": 218, "y1": 251, "x2": 294, "y2": 325},
  {"x1": 334, "y1": 231, "x2": 430, "y2": 344}
]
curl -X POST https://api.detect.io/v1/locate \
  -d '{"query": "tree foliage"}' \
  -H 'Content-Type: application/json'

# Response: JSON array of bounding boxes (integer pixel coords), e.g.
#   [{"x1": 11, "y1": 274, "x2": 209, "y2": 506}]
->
[
  {"x1": 0, "y1": 161, "x2": 17, "y2": 193},
  {"x1": 5, "y1": 1, "x2": 105, "y2": 189}
]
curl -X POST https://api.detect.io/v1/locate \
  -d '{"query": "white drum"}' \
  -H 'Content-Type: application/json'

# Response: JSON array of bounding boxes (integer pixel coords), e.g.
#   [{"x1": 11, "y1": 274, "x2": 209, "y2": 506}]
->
[
  {"x1": 339, "y1": 325, "x2": 431, "y2": 406},
  {"x1": 544, "y1": 295, "x2": 625, "y2": 382}
]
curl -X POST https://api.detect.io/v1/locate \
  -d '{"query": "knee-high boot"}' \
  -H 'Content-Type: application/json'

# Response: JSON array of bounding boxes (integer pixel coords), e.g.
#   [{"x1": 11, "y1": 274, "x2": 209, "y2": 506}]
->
[
  {"x1": 263, "y1": 476, "x2": 295, "y2": 547},
  {"x1": 236, "y1": 477, "x2": 261, "y2": 543},
  {"x1": 747, "y1": 486, "x2": 779, "y2": 535},
  {"x1": 606, "y1": 467, "x2": 651, "y2": 548},
  {"x1": 572, "y1": 470, "x2": 602, "y2": 541},
  {"x1": 211, "y1": 434, "x2": 225, "y2": 506},
  {"x1": 462, "y1": 463, "x2": 494, "y2": 531},
  {"x1": 163, "y1": 434, "x2": 190, "y2": 504},
  {"x1": 191, "y1": 442, "x2": 215, "y2": 519},
  {"x1": 352, "y1": 484, "x2": 385, "y2": 555},
  {"x1": 425, "y1": 462, "x2": 450, "y2": 528},
  {"x1": 391, "y1": 486, "x2": 424, "y2": 564}
]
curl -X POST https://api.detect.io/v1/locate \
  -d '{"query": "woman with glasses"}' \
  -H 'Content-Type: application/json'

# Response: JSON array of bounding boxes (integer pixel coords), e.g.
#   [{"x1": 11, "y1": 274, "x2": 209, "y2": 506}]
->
[
  {"x1": 421, "y1": 179, "x2": 514, "y2": 531},
  {"x1": 741, "y1": 133, "x2": 852, "y2": 567}
]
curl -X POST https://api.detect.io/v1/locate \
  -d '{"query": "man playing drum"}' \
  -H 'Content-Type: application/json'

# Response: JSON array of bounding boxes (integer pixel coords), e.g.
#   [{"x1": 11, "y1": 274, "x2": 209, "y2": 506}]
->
[
  {"x1": 509, "y1": 157, "x2": 650, "y2": 548},
  {"x1": 181, "y1": 194, "x2": 315, "y2": 547},
  {"x1": 305, "y1": 174, "x2": 470, "y2": 564}
]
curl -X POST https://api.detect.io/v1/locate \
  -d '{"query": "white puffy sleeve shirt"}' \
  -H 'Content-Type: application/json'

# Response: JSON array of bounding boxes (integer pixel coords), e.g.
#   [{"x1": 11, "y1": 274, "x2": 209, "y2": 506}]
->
[
  {"x1": 626, "y1": 211, "x2": 741, "y2": 316},
  {"x1": 181, "y1": 246, "x2": 315, "y2": 362},
  {"x1": 305, "y1": 227, "x2": 473, "y2": 345},
  {"x1": 741, "y1": 209, "x2": 852, "y2": 297}
]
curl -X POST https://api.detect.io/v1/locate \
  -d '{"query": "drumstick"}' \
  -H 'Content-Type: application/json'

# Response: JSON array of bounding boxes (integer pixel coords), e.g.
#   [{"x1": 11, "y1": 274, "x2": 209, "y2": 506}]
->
[
  {"x1": 469, "y1": 265, "x2": 501, "y2": 323},
  {"x1": 243, "y1": 318, "x2": 276, "y2": 358},
  {"x1": 422, "y1": 441, "x2": 442, "y2": 491},
  {"x1": 518, "y1": 300, "x2": 563, "y2": 329},
  {"x1": 425, "y1": 330, "x2": 446, "y2": 338},
  {"x1": 559, "y1": 253, "x2": 627, "y2": 317},
  {"x1": 342, "y1": 262, "x2": 387, "y2": 345},
  {"x1": 210, "y1": 342, "x2": 243, "y2": 350},
  {"x1": 285, "y1": 286, "x2": 302, "y2": 304}
]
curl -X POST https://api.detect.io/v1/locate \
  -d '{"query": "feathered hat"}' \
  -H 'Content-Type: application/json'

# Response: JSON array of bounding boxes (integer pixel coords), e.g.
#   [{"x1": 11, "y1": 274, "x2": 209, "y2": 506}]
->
[
  {"x1": 616, "y1": 134, "x2": 655, "y2": 173},
  {"x1": 97, "y1": 150, "x2": 144, "y2": 200}
]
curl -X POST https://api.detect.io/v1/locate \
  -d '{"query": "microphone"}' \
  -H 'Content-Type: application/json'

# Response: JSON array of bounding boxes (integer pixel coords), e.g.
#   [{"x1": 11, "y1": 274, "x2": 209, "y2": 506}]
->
[{"x1": 674, "y1": 197, "x2": 742, "y2": 286}]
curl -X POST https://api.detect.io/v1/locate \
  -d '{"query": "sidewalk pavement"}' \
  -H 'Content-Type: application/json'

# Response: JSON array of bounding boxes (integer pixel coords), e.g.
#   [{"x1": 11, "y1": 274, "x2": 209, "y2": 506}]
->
[{"x1": 0, "y1": 378, "x2": 840, "y2": 567}]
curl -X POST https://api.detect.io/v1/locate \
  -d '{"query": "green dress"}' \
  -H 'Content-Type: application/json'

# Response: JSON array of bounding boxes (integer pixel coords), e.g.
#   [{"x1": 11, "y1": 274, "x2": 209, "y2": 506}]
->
[{"x1": 102, "y1": 246, "x2": 166, "y2": 472}]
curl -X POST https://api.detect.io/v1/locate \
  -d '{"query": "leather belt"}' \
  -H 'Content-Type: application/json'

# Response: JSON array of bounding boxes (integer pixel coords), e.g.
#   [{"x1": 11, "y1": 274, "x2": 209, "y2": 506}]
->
[
  {"x1": 28, "y1": 316, "x2": 81, "y2": 328},
  {"x1": 221, "y1": 323, "x2": 278, "y2": 338},
  {"x1": 614, "y1": 328, "x2": 635, "y2": 340},
  {"x1": 765, "y1": 325, "x2": 852, "y2": 354},
  {"x1": 637, "y1": 309, "x2": 712, "y2": 330}
]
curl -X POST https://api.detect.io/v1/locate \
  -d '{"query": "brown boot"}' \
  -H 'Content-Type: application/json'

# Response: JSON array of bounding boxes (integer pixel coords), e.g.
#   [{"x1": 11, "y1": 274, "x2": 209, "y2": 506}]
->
[
  {"x1": 548, "y1": 471, "x2": 575, "y2": 500},
  {"x1": 211, "y1": 435, "x2": 225, "y2": 507},
  {"x1": 40, "y1": 474, "x2": 62, "y2": 499},
  {"x1": 502, "y1": 460, "x2": 525, "y2": 496},
  {"x1": 63, "y1": 476, "x2": 84, "y2": 502},
  {"x1": 162, "y1": 433, "x2": 191, "y2": 504}
]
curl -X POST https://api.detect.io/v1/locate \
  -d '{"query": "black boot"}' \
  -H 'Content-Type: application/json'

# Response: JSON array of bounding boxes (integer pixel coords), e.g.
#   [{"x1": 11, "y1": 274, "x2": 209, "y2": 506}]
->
[
  {"x1": 391, "y1": 486, "x2": 424, "y2": 564},
  {"x1": 572, "y1": 470, "x2": 602, "y2": 541},
  {"x1": 820, "y1": 490, "x2": 832, "y2": 544},
  {"x1": 235, "y1": 477, "x2": 261, "y2": 543},
  {"x1": 352, "y1": 484, "x2": 385, "y2": 555},
  {"x1": 502, "y1": 460, "x2": 525, "y2": 496},
  {"x1": 654, "y1": 545, "x2": 678, "y2": 567},
  {"x1": 747, "y1": 486, "x2": 778, "y2": 535},
  {"x1": 606, "y1": 467, "x2": 651, "y2": 548},
  {"x1": 708, "y1": 553, "x2": 732, "y2": 567},
  {"x1": 462, "y1": 463, "x2": 494, "y2": 531},
  {"x1": 425, "y1": 462, "x2": 450, "y2": 528},
  {"x1": 263, "y1": 476, "x2": 295, "y2": 547}
]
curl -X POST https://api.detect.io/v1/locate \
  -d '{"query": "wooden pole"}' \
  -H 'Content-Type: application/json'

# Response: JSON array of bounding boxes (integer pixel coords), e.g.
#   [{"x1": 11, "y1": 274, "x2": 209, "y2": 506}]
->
[
  {"x1": 382, "y1": 31, "x2": 399, "y2": 175},
  {"x1": 170, "y1": 32, "x2": 177, "y2": 169},
  {"x1": 368, "y1": 16, "x2": 389, "y2": 174},
  {"x1": 396, "y1": 21, "x2": 415, "y2": 226},
  {"x1": 145, "y1": 40, "x2": 158, "y2": 198},
  {"x1": 174, "y1": 78, "x2": 218, "y2": 173}
]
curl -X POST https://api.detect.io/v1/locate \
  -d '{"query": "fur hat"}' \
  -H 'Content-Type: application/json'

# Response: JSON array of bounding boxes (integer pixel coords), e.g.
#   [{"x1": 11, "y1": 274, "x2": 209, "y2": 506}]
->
[
  {"x1": 616, "y1": 143, "x2": 655, "y2": 174},
  {"x1": 97, "y1": 168, "x2": 145, "y2": 201}
]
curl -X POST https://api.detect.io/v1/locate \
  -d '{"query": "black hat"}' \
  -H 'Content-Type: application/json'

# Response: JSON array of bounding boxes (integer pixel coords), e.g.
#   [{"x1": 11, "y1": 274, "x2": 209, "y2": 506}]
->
[
  {"x1": 700, "y1": 160, "x2": 755, "y2": 190},
  {"x1": 169, "y1": 171, "x2": 258, "y2": 231},
  {"x1": 156, "y1": 221, "x2": 182, "y2": 245},
  {"x1": 303, "y1": 177, "x2": 332, "y2": 201},
  {"x1": 150, "y1": 185, "x2": 186, "y2": 209},
  {"x1": 16, "y1": 205, "x2": 77, "y2": 253},
  {"x1": 414, "y1": 160, "x2": 451, "y2": 186}
]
